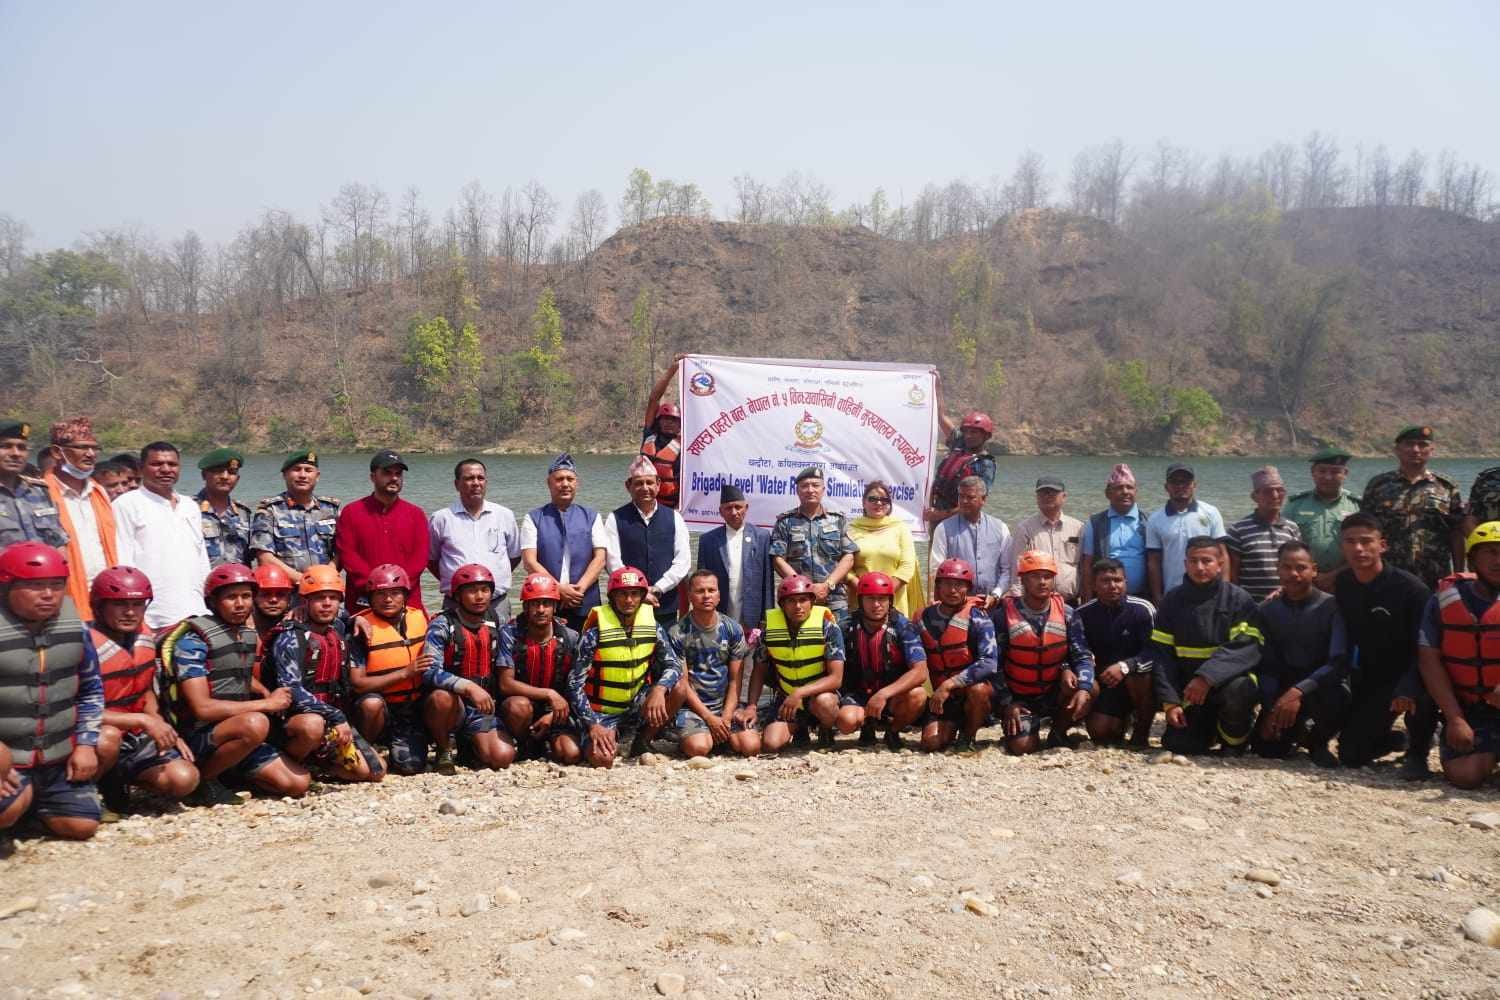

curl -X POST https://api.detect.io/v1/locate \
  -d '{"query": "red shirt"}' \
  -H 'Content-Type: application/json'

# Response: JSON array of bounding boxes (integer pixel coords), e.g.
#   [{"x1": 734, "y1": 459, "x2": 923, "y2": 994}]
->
[{"x1": 335, "y1": 494, "x2": 429, "y2": 610}]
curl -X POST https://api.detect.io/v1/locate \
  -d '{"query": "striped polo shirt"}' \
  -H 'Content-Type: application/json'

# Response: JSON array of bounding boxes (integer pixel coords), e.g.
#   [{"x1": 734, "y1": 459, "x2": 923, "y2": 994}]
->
[{"x1": 1225, "y1": 513, "x2": 1302, "y2": 601}]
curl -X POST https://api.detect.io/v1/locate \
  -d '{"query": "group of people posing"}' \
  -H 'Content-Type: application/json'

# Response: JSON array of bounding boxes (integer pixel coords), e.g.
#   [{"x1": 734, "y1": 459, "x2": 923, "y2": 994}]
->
[{"x1": 2, "y1": 385, "x2": 1500, "y2": 855}]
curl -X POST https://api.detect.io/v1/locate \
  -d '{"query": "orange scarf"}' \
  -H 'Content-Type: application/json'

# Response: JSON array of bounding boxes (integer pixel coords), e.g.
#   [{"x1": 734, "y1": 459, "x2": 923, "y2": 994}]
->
[{"x1": 44, "y1": 472, "x2": 118, "y2": 620}]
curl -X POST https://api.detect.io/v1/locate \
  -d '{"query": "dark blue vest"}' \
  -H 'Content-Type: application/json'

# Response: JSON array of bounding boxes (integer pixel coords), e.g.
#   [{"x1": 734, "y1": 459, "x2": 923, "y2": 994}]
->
[
  {"x1": 613, "y1": 502, "x2": 679, "y2": 616},
  {"x1": 529, "y1": 503, "x2": 600, "y2": 614}
]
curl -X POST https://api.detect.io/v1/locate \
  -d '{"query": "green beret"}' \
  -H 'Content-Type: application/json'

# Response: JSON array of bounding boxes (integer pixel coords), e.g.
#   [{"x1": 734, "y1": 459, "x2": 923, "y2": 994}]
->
[
  {"x1": 795, "y1": 466, "x2": 825, "y2": 483},
  {"x1": 281, "y1": 450, "x2": 318, "y2": 472},
  {"x1": 0, "y1": 419, "x2": 30, "y2": 442},
  {"x1": 198, "y1": 447, "x2": 244, "y2": 471},
  {"x1": 1308, "y1": 446, "x2": 1351, "y2": 465},
  {"x1": 1395, "y1": 425, "x2": 1434, "y2": 444}
]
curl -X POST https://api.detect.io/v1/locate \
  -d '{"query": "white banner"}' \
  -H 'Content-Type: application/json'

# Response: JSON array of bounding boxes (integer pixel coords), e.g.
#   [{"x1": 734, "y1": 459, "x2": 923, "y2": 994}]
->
[{"x1": 677, "y1": 355, "x2": 939, "y2": 539}]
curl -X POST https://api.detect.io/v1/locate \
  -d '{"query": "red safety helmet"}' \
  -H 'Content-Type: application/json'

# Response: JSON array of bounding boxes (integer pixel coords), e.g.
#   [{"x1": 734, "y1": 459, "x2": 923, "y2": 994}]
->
[
  {"x1": 934, "y1": 558, "x2": 977, "y2": 585},
  {"x1": 0, "y1": 542, "x2": 69, "y2": 584},
  {"x1": 203, "y1": 562, "x2": 257, "y2": 599},
  {"x1": 90, "y1": 565, "x2": 153, "y2": 603},
  {"x1": 608, "y1": 566, "x2": 650, "y2": 593},
  {"x1": 252, "y1": 563, "x2": 294, "y2": 592},
  {"x1": 777, "y1": 575, "x2": 817, "y2": 601},
  {"x1": 367, "y1": 564, "x2": 412, "y2": 594},
  {"x1": 520, "y1": 573, "x2": 561, "y2": 602},
  {"x1": 450, "y1": 564, "x2": 495, "y2": 592},
  {"x1": 959, "y1": 411, "x2": 995, "y2": 436},
  {"x1": 856, "y1": 571, "x2": 897, "y2": 597},
  {"x1": 656, "y1": 403, "x2": 681, "y2": 420}
]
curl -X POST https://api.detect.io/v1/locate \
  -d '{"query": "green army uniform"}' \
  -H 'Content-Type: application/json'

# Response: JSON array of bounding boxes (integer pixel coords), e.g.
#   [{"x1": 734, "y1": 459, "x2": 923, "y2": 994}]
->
[
  {"x1": 1468, "y1": 466, "x2": 1500, "y2": 525},
  {"x1": 1360, "y1": 427, "x2": 1465, "y2": 590},
  {"x1": 1285, "y1": 447, "x2": 1359, "y2": 573}
]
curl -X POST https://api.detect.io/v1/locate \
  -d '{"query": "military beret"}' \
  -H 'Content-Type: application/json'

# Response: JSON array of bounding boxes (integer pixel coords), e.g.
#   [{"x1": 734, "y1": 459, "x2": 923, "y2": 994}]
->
[
  {"x1": 795, "y1": 466, "x2": 824, "y2": 483},
  {"x1": 1308, "y1": 446, "x2": 1351, "y2": 465},
  {"x1": 281, "y1": 450, "x2": 318, "y2": 472},
  {"x1": 198, "y1": 447, "x2": 244, "y2": 471},
  {"x1": 0, "y1": 419, "x2": 29, "y2": 442},
  {"x1": 1395, "y1": 425, "x2": 1434, "y2": 443}
]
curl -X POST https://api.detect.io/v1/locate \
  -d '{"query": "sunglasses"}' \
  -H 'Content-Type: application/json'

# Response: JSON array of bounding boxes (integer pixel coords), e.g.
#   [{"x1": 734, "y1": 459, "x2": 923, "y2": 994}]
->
[{"x1": 865, "y1": 496, "x2": 892, "y2": 506}]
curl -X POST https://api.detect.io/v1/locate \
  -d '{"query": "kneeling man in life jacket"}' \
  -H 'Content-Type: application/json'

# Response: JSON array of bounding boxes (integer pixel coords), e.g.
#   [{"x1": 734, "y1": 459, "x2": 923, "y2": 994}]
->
[
  {"x1": 745, "y1": 574, "x2": 851, "y2": 753},
  {"x1": 251, "y1": 563, "x2": 295, "y2": 637},
  {"x1": 995, "y1": 551, "x2": 1096, "y2": 755},
  {"x1": 422, "y1": 564, "x2": 513, "y2": 772},
  {"x1": 0, "y1": 543, "x2": 104, "y2": 852},
  {"x1": 264, "y1": 564, "x2": 384, "y2": 782},
  {"x1": 498, "y1": 573, "x2": 583, "y2": 765},
  {"x1": 667, "y1": 569, "x2": 759, "y2": 759},
  {"x1": 90, "y1": 566, "x2": 200, "y2": 813},
  {"x1": 1417, "y1": 521, "x2": 1500, "y2": 790},
  {"x1": 1151, "y1": 536, "x2": 1263, "y2": 756},
  {"x1": 919, "y1": 559, "x2": 999, "y2": 752},
  {"x1": 162, "y1": 563, "x2": 311, "y2": 805},
  {"x1": 839, "y1": 571, "x2": 929, "y2": 751},
  {"x1": 568, "y1": 566, "x2": 686, "y2": 767}
]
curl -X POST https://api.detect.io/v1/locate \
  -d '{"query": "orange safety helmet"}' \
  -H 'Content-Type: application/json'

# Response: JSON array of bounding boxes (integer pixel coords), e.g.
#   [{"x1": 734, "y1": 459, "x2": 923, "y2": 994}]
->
[
  {"x1": 253, "y1": 563, "x2": 294, "y2": 592},
  {"x1": 1016, "y1": 550, "x2": 1058, "y2": 576},
  {"x1": 298, "y1": 564, "x2": 345, "y2": 597},
  {"x1": 777, "y1": 574, "x2": 817, "y2": 601},
  {"x1": 856, "y1": 571, "x2": 897, "y2": 597},
  {"x1": 521, "y1": 573, "x2": 561, "y2": 602},
  {"x1": 933, "y1": 559, "x2": 977, "y2": 585},
  {"x1": 608, "y1": 566, "x2": 650, "y2": 593}
]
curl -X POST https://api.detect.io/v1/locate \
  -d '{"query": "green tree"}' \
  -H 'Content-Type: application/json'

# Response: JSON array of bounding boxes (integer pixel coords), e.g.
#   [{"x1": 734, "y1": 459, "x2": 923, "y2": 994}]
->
[{"x1": 511, "y1": 287, "x2": 570, "y2": 423}]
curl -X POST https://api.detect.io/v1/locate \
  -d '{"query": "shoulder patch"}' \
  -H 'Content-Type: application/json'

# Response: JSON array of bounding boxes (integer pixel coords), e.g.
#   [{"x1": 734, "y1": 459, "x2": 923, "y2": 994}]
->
[{"x1": 317, "y1": 496, "x2": 340, "y2": 506}]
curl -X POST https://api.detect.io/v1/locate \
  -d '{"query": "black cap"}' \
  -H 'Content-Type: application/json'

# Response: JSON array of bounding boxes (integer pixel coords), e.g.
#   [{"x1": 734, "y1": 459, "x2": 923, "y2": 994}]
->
[
  {"x1": 370, "y1": 449, "x2": 408, "y2": 472},
  {"x1": 1165, "y1": 462, "x2": 1195, "y2": 480},
  {"x1": 1034, "y1": 475, "x2": 1065, "y2": 492},
  {"x1": 719, "y1": 484, "x2": 746, "y2": 504}
]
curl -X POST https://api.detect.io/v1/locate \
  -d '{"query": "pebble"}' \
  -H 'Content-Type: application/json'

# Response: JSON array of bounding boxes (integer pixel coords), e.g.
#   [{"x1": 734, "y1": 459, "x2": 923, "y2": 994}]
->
[
  {"x1": 637, "y1": 753, "x2": 667, "y2": 767},
  {"x1": 550, "y1": 927, "x2": 588, "y2": 945},
  {"x1": 685, "y1": 757, "x2": 716, "y2": 770},
  {"x1": 1177, "y1": 816, "x2": 1210, "y2": 832},
  {"x1": 1115, "y1": 870, "x2": 1143, "y2": 886},
  {"x1": 1254, "y1": 885, "x2": 1274, "y2": 899},
  {"x1": 0, "y1": 934, "x2": 22, "y2": 951},
  {"x1": 495, "y1": 886, "x2": 522, "y2": 905},
  {"x1": 437, "y1": 799, "x2": 468, "y2": 816},
  {"x1": 964, "y1": 897, "x2": 1000, "y2": 917},
  {"x1": 0, "y1": 897, "x2": 38, "y2": 920},
  {"x1": 1244, "y1": 868, "x2": 1282, "y2": 887},
  {"x1": 575, "y1": 974, "x2": 596, "y2": 989},
  {"x1": 367, "y1": 873, "x2": 401, "y2": 889},
  {"x1": 771, "y1": 930, "x2": 798, "y2": 944},
  {"x1": 1169, "y1": 754, "x2": 1195, "y2": 767},
  {"x1": 1149, "y1": 751, "x2": 1174, "y2": 765},
  {"x1": 655, "y1": 972, "x2": 686, "y2": 995},
  {"x1": 344, "y1": 978, "x2": 375, "y2": 995},
  {"x1": 1468, "y1": 811, "x2": 1500, "y2": 831},
  {"x1": 1461, "y1": 907, "x2": 1500, "y2": 948},
  {"x1": 733, "y1": 771, "x2": 755, "y2": 781},
  {"x1": 461, "y1": 894, "x2": 491, "y2": 917},
  {"x1": 910, "y1": 875, "x2": 936, "y2": 891},
  {"x1": 990, "y1": 827, "x2": 1017, "y2": 839}
]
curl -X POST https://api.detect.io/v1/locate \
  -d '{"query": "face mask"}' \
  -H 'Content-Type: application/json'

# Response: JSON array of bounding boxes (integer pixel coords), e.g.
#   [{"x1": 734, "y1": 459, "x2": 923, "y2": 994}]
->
[{"x1": 60, "y1": 460, "x2": 93, "y2": 480}]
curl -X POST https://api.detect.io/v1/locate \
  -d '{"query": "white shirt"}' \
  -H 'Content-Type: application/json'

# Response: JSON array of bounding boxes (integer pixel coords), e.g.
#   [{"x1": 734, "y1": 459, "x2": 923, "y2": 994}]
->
[
  {"x1": 429, "y1": 500, "x2": 521, "y2": 595},
  {"x1": 112, "y1": 487, "x2": 211, "y2": 628},
  {"x1": 55, "y1": 476, "x2": 108, "y2": 586},
  {"x1": 723, "y1": 524, "x2": 746, "y2": 613},
  {"x1": 602, "y1": 502, "x2": 691, "y2": 595},
  {"x1": 518, "y1": 506, "x2": 609, "y2": 584}
]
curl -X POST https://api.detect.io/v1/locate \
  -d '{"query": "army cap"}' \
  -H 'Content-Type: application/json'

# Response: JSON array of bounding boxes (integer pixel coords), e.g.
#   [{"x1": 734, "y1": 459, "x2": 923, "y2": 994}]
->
[
  {"x1": 1308, "y1": 446, "x2": 1351, "y2": 466},
  {"x1": 1395, "y1": 424, "x2": 1434, "y2": 444},
  {"x1": 795, "y1": 466, "x2": 825, "y2": 483},
  {"x1": 281, "y1": 450, "x2": 319, "y2": 472},
  {"x1": 0, "y1": 419, "x2": 29, "y2": 442},
  {"x1": 198, "y1": 447, "x2": 244, "y2": 472}
]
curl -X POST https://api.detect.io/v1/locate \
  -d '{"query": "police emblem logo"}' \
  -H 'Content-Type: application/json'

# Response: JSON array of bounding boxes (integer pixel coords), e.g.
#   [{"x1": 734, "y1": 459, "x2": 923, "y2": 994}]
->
[{"x1": 793, "y1": 411, "x2": 824, "y2": 450}]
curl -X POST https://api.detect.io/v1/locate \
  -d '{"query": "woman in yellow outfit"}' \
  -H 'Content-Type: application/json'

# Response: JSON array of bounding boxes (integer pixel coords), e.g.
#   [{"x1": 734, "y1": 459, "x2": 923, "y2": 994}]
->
[{"x1": 846, "y1": 481, "x2": 924, "y2": 620}]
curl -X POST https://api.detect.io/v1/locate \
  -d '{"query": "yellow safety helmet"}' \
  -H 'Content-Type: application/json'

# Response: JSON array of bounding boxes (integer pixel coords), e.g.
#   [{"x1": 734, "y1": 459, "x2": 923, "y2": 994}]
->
[{"x1": 1465, "y1": 521, "x2": 1500, "y2": 554}]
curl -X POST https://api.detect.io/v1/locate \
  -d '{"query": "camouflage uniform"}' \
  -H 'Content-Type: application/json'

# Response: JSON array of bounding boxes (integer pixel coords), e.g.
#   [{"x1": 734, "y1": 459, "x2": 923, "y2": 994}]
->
[
  {"x1": 768, "y1": 507, "x2": 860, "y2": 620},
  {"x1": 249, "y1": 492, "x2": 340, "y2": 572},
  {"x1": 1468, "y1": 466, "x2": 1500, "y2": 526},
  {"x1": 195, "y1": 489, "x2": 254, "y2": 567},
  {"x1": 0, "y1": 475, "x2": 68, "y2": 549},
  {"x1": 1359, "y1": 470, "x2": 1465, "y2": 589},
  {"x1": 1284, "y1": 488, "x2": 1360, "y2": 573}
]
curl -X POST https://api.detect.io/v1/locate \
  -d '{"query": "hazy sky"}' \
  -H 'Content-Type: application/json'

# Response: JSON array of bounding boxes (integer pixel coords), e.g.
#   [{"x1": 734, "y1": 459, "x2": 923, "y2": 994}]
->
[{"x1": 3, "y1": 0, "x2": 1496, "y2": 250}]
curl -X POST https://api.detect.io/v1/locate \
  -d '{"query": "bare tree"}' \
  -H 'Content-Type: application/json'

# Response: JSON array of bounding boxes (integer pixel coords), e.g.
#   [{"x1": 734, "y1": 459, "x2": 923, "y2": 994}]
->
[
  {"x1": 398, "y1": 185, "x2": 431, "y2": 287},
  {"x1": 1367, "y1": 145, "x2": 1393, "y2": 208},
  {"x1": 0, "y1": 213, "x2": 28, "y2": 278},
  {"x1": 569, "y1": 189, "x2": 609, "y2": 256},
  {"x1": 1298, "y1": 131, "x2": 1345, "y2": 210},
  {"x1": 518, "y1": 180, "x2": 557, "y2": 289},
  {"x1": 455, "y1": 180, "x2": 492, "y2": 292},
  {"x1": 1002, "y1": 150, "x2": 1049, "y2": 214},
  {"x1": 170, "y1": 230, "x2": 205, "y2": 317},
  {"x1": 1394, "y1": 150, "x2": 1426, "y2": 207},
  {"x1": 732, "y1": 175, "x2": 774, "y2": 223},
  {"x1": 322, "y1": 182, "x2": 389, "y2": 291}
]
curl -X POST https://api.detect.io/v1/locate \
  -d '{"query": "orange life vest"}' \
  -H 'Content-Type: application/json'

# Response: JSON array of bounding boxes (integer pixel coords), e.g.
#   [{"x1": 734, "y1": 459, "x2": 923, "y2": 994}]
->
[
  {"x1": 919, "y1": 599, "x2": 984, "y2": 687},
  {"x1": 355, "y1": 607, "x2": 428, "y2": 705},
  {"x1": 640, "y1": 435, "x2": 681, "y2": 502},
  {"x1": 92, "y1": 626, "x2": 157, "y2": 717},
  {"x1": 1437, "y1": 574, "x2": 1500, "y2": 704},
  {"x1": 1000, "y1": 594, "x2": 1069, "y2": 696}
]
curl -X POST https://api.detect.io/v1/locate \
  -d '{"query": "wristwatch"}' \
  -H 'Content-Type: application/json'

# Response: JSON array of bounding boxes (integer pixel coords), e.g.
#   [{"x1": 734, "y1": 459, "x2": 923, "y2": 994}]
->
[{"x1": 1117, "y1": 661, "x2": 1131, "y2": 676}]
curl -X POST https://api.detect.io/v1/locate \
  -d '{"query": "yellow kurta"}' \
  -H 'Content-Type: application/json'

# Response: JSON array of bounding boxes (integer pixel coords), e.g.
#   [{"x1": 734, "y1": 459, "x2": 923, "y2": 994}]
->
[{"x1": 847, "y1": 516, "x2": 924, "y2": 620}]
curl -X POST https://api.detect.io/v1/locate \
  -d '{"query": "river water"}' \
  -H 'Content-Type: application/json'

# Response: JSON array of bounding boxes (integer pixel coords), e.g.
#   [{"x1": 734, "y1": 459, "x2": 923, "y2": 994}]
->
[{"x1": 196, "y1": 452, "x2": 1496, "y2": 606}]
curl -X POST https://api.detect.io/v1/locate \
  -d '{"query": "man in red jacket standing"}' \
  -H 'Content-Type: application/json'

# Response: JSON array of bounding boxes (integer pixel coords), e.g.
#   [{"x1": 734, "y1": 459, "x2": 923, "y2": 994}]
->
[{"x1": 335, "y1": 451, "x2": 429, "y2": 611}]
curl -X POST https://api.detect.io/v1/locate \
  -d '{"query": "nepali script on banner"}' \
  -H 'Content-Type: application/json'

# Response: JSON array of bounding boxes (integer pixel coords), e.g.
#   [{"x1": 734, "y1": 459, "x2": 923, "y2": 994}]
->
[{"x1": 676, "y1": 355, "x2": 939, "y2": 539}]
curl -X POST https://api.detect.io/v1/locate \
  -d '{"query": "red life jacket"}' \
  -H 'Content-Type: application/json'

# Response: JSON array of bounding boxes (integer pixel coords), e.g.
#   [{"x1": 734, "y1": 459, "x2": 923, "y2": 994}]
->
[
  {"x1": 847, "y1": 618, "x2": 908, "y2": 698},
  {"x1": 92, "y1": 625, "x2": 157, "y2": 716},
  {"x1": 919, "y1": 600, "x2": 984, "y2": 687},
  {"x1": 640, "y1": 434, "x2": 681, "y2": 504},
  {"x1": 1000, "y1": 594, "x2": 1069, "y2": 696},
  {"x1": 1437, "y1": 574, "x2": 1500, "y2": 704},
  {"x1": 930, "y1": 450, "x2": 984, "y2": 509},
  {"x1": 265, "y1": 621, "x2": 346, "y2": 707},
  {"x1": 442, "y1": 610, "x2": 499, "y2": 686},
  {"x1": 517, "y1": 631, "x2": 573, "y2": 693}
]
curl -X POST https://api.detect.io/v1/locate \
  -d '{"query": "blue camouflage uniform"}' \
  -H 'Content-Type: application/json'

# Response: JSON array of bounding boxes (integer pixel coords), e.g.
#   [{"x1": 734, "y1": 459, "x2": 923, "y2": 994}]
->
[
  {"x1": 249, "y1": 492, "x2": 340, "y2": 572},
  {"x1": 667, "y1": 613, "x2": 751, "y2": 735},
  {"x1": 423, "y1": 611, "x2": 505, "y2": 739},
  {"x1": 0, "y1": 476, "x2": 68, "y2": 549},
  {"x1": 173, "y1": 629, "x2": 283, "y2": 777},
  {"x1": 769, "y1": 507, "x2": 860, "y2": 620},
  {"x1": 196, "y1": 489, "x2": 255, "y2": 567}
]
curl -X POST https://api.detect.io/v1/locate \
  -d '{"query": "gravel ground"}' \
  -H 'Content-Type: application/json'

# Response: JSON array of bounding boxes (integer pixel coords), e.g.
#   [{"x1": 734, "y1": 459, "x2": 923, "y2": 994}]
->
[{"x1": 1, "y1": 728, "x2": 1498, "y2": 1000}]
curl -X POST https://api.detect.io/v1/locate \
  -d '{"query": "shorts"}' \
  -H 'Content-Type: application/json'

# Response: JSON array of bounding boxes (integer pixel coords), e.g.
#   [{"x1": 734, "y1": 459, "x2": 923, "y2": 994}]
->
[
  {"x1": 760, "y1": 690, "x2": 819, "y2": 730},
  {"x1": 113, "y1": 730, "x2": 186, "y2": 782},
  {"x1": 455, "y1": 704, "x2": 501, "y2": 740},
  {"x1": 924, "y1": 680, "x2": 997, "y2": 726},
  {"x1": 186, "y1": 723, "x2": 281, "y2": 777},
  {"x1": 1091, "y1": 681, "x2": 1137, "y2": 720},
  {"x1": 579, "y1": 713, "x2": 643, "y2": 758},
  {"x1": 0, "y1": 761, "x2": 101, "y2": 822},
  {"x1": 1440, "y1": 703, "x2": 1500, "y2": 763},
  {"x1": 668, "y1": 697, "x2": 738, "y2": 741},
  {"x1": 1006, "y1": 693, "x2": 1059, "y2": 738}
]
